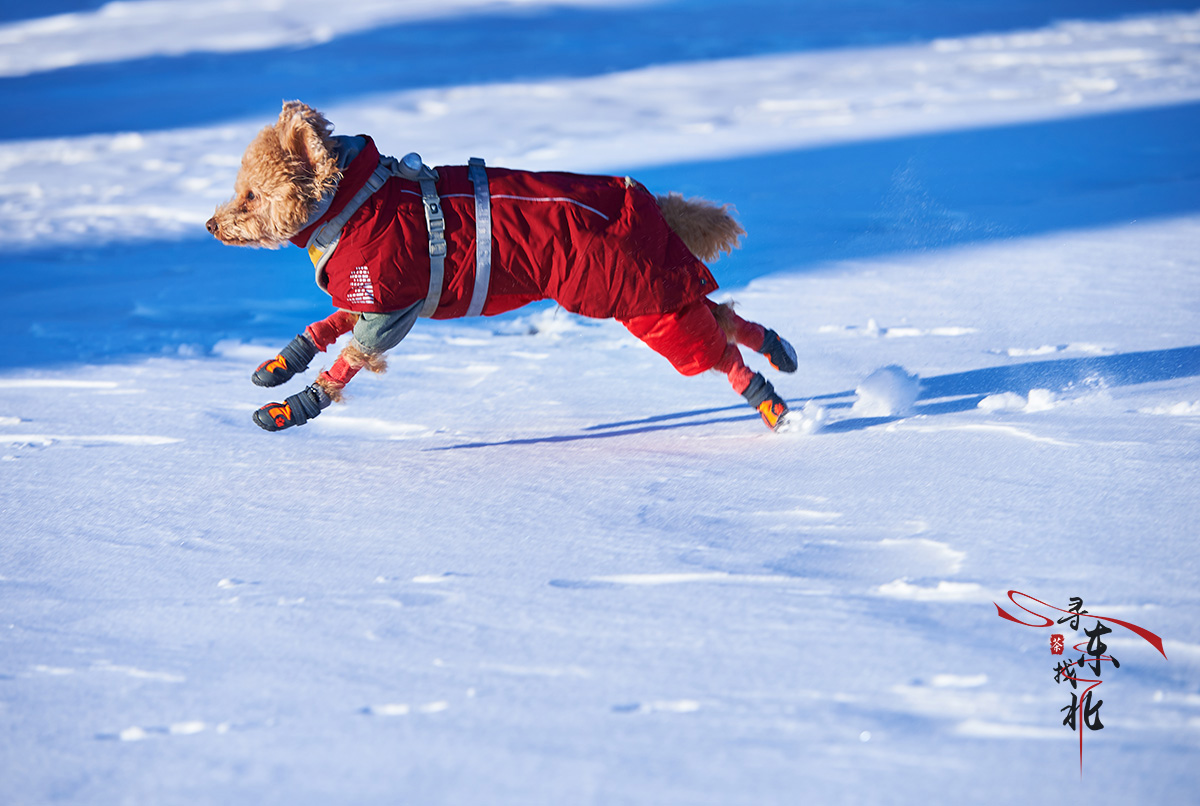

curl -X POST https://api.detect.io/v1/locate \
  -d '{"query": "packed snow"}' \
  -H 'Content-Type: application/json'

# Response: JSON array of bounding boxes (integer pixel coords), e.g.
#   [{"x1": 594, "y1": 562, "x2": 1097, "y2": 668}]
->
[{"x1": 1, "y1": 1, "x2": 1198, "y2": 804}]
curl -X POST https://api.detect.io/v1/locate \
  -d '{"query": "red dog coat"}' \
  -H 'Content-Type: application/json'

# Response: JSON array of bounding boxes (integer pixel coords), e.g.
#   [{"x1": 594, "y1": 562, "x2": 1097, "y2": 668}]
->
[{"x1": 290, "y1": 137, "x2": 719, "y2": 323}]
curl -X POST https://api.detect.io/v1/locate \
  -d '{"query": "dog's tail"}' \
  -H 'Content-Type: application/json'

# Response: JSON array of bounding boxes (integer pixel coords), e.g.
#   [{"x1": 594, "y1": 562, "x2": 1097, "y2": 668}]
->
[{"x1": 656, "y1": 192, "x2": 746, "y2": 263}]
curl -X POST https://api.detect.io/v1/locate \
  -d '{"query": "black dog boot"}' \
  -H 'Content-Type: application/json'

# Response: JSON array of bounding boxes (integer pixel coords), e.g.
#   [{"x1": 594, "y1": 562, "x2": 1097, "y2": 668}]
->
[
  {"x1": 759, "y1": 329, "x2": 798, "y2": 373},
  {"x1": 254, "y1": 384, "x2": 330, "y2": 431},
  {"x1": 742, "y1": 372, "x2": 791, "y2": 431},
  {"x1": 252, "y1": 334, "x2": 318, "y2": 387}
]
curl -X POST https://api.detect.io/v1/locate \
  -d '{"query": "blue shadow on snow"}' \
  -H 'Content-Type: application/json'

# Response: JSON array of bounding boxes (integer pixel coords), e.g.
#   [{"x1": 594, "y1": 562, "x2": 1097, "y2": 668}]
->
[
  {"x1": 434, "y1": 344, "x2": 1200, "y2": 447},
  {"x1": 634, "y1": 101, "x2": 1200, "y2": 287}
]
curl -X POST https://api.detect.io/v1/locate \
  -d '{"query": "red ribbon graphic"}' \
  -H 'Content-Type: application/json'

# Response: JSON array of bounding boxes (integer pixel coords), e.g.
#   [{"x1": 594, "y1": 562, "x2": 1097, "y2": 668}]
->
[{"x1": 994, "y1": 590, "x2": 1167, "y2": 659}]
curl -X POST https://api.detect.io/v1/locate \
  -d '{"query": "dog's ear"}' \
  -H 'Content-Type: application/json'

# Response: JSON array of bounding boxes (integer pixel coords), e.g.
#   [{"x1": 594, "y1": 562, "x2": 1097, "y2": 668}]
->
[{"x1": 276, "y1": 101, "x2": 339, "y2": 192}]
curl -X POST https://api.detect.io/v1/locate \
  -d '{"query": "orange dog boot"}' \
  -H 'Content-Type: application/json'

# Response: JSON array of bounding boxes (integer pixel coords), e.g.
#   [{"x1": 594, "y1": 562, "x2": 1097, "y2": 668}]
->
[
  {"x1": 252, "y1": 334, "x2": 318, "y2": 388},
  {"x1": 758, "y1": 329, "x2": 798, "y2": 373},
  {"x1": 757, "y1": 395, "x2": 790, "y2": 431},
  {"x1": 253, "y1": 385, "x2": 329, "y2": 431},
  {"x1": 741, "y1": 372, "x2": 791, "y2": 432}
]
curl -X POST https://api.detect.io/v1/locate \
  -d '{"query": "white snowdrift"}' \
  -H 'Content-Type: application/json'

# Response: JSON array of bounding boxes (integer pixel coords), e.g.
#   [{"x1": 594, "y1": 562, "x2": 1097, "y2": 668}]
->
[{"x1": 850, "y1": 365, "x2": 920, "y2": 418}]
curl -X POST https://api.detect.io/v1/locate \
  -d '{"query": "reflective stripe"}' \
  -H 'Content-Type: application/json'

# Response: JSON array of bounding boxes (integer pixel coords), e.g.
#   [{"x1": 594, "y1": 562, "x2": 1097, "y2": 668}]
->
[
  {"x1": 490, "y1": 194, "x2": 610, "y2": 221},
  {"x1": 400, "y1": 188, "x2": 608, "y2": 221},
  {"x1": 465, "y1": 157, "x2": 491, "y2": 317},
  {"x1": 417, "y1": 175, "x2": 445, "y2": 318}
]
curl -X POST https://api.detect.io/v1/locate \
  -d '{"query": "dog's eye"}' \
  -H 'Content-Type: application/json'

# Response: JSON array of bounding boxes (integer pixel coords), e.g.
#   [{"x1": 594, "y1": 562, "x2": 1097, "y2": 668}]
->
[{"x1": 246, "y1": 191, "x2": 256, "y2": 202}]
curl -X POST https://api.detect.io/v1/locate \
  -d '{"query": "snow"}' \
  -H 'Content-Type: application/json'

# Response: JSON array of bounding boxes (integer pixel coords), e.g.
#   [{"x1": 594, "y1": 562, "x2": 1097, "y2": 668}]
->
[
  {"x1": 0, "y1": 0, "x2": 654, "y2": 76},
  {"x1": 2, "y1": 1, "x2": 1198, "y2": 804},
  {"x1": 978, "y1": 389, "x2": 1057, "y2": 413},
  {"x1": 4, "y1": 9, "x2": 1200, "y2": 249},
  {"x1": 848, "y1": 365, "x2": 920, "y2": 418}
]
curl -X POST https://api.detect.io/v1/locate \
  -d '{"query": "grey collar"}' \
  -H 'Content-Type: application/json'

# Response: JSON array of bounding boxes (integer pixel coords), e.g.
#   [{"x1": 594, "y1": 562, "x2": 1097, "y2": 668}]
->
[{"x1": 300, "y1": 135, "x2": 368, "y2": 230}]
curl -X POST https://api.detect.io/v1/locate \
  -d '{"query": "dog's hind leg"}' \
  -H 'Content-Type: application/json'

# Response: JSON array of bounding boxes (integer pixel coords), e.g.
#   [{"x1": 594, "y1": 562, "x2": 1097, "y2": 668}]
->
[
  {"x1": 712, "y1": 342, "x2": 790, "y2": 431},
  {"x1": 621, "y1": 300, "x2": 791, "y2": 431},
  {"x1": 711, "y1": 302, "x2": 797, "y2": 374}
]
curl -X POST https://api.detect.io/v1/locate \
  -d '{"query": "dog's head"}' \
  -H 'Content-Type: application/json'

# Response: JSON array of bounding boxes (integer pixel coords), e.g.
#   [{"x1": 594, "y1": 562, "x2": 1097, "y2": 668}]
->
[{"x1": 206, "y1": 101, "x2": 340, "y2": 247}]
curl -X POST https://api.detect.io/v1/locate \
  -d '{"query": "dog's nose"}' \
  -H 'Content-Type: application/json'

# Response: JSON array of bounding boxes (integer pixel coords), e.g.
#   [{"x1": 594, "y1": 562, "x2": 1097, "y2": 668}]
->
[{"x1": 205, "y1": 217, "x2": 218, "y2": 235}]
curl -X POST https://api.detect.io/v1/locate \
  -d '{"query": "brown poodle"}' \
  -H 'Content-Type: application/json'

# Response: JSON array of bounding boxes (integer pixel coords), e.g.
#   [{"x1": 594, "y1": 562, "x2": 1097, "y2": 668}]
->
[{"x1": 208, "y1": 101, "x2": 798, "y2": 432}]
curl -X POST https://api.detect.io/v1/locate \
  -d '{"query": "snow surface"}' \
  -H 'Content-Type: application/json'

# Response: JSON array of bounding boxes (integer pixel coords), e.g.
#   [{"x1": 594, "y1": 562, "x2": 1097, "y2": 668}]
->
[
  {"x1": 2, "y1": 1, "x2": 1198, "y2": 804},
  {"x1": 6, "y1": 7, "x2": 1200, "y2": 249},
  {"x1": 0, "y1": 0, "x2": 654, "y2": 76}
]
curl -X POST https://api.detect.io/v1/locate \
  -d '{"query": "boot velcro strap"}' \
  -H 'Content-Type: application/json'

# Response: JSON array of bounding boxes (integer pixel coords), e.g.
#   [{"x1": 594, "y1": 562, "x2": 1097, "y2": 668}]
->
[
  {"x1": 280, "y1": 333, "x2": 318, "y2": 370},
  {"x1": 283, "y1": 387, "x2": 325, "y2": 426},
  {"x1": 252, "y1": 333, "x2": 318, "y2": 387},
  {"x1": 741, "y1": 372, "x2": 774, "y2": 408}
]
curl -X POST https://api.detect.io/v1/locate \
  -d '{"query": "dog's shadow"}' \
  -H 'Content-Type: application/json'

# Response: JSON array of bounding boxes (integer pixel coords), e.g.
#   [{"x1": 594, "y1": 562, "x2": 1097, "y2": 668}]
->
[{"x1": 430, "y1": 345, "x2": 1200, "y2": 450}]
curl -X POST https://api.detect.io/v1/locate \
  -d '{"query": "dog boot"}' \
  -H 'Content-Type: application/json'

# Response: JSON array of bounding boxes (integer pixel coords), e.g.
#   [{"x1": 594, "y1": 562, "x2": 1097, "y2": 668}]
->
[
  {"x1": 253, "y1": 384, "x2": 330, "y2": 432},
  {"x1": 742, "y1": 372, "x2": 791, "y2": 431},
  {"x1": 759, "y1": 329, "x2": 798, "y2": 373},
  {"x1": 252, "y1": 334, "x2": 318, "y2": 387}
]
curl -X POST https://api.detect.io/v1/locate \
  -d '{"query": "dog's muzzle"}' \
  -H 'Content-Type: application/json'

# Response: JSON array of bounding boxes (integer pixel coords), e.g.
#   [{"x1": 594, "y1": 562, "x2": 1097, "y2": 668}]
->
[{"x1": 205, "y1": 217, "x2": 219, "y2": 235}]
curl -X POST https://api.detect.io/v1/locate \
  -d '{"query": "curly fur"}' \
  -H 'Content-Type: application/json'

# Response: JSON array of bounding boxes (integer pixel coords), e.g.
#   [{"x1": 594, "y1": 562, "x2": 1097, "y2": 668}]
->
[
  {"x1": 313, "y1": 340, "x2": 388, "y2": 403},
  {"x1": 342, "y1": 340, "x2": 388, "y2": 373},
  {"x1": 313, "y1": 374, "x2": 346, "y2": 403},
  {"x1": 206, "y1": 101, "x2": 341, "y2": 247},
  {"x1": 656, "y1": 192, "x2": 745, "y2": 263},
  {"x1": 711, "y1": 301, "x2": 740, "y2": 343}
]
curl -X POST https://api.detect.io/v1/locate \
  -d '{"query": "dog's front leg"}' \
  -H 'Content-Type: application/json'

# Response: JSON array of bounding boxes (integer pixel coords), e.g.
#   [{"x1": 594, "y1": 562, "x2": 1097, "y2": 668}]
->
[
  {"x1": 253, "y1": 383, "x2": 331, "y2": 431},
  {"x1": 308, "y1": 303, "x2": 421, "y2": 402},
  {"x1": 251, "y1": 310, "x2": 357, "y2": 387},
  {"x1": 253, "y1": 343, "x2": 389, "y2": 432},
  {"x1": 311, "y1": 342, "x2": 388, "y2": 403},
  {"x1": 251, "y1": 310, "x2": 356, "y2": 432},
  {"x1": 253, "y1": 305, "x2": 418, "y2": 432}
]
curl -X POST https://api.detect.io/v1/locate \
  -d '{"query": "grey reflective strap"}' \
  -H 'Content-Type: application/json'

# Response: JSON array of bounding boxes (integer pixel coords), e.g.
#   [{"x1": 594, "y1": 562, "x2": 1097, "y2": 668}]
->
[
  {"x1": 465, "y1": 157, "x2": 492, "y2": 317},
  {"x1": 303, "y1": 153, "x2": 447, "y2": 317},
  {"x1": 306, "y1": 161, "x2": 392, "y2": 278},
  {"x1": 417, "y1": 175, "x2": 445, "y2": 318},
  {"x1": 391, "y1": 152, "x2": 447, "y2": 317}
]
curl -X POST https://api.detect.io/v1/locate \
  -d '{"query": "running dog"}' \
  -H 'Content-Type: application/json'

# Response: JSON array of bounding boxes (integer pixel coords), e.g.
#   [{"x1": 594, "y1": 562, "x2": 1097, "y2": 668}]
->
[{"x1": 206, "y1": 101, "x2": 797, "y2": 432}]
